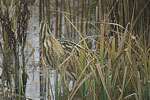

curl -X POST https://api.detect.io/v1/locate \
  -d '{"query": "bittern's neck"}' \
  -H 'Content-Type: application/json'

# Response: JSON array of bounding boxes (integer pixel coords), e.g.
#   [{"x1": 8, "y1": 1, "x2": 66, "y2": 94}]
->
[{"x1": 49, "y1": 33, "x2": 54, "y2": 40}]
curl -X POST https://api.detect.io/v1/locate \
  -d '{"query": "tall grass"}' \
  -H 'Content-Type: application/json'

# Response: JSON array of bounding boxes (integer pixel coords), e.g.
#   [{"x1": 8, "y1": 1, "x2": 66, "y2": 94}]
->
[
  {"x1": 39, "y1": 0, "x2": 150, "y2": 100},
  {"x1": 0, "y1": 0, "x2": 149, "y2": 100}
]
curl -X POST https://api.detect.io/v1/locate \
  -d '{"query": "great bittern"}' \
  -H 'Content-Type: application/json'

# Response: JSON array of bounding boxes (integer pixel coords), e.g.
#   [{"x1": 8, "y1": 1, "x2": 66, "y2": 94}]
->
[{"x1": 41, "y1": 22, "x2": 80, "y2": 80}]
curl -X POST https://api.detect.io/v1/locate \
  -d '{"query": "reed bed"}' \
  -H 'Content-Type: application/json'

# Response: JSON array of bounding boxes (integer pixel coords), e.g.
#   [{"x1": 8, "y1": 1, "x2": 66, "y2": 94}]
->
[
  {"x1": 0, "y1": 0, "x2": 150, "y2": 100},
  {"x1": 39, "y1": 0, "x2": 150, "y2": 100}
]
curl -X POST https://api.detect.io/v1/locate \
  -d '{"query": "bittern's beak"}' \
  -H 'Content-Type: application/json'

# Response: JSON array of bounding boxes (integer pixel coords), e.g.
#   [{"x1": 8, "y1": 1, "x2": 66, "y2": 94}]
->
[{"x1": 40, "y1": 21, "x2": 49, "y2": 40}]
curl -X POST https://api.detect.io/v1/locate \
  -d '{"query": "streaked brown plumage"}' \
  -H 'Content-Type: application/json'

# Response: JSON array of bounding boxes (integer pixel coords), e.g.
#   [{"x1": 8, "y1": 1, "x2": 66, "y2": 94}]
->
[{"x1": 41, "y1": 22, "x2": 79, "y2": 80}]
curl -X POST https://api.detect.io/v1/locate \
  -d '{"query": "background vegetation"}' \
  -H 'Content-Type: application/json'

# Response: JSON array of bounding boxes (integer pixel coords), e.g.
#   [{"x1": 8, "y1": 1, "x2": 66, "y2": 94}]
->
[{"x1": 0, "y1": 0, "x2": 150, "y2": 100}]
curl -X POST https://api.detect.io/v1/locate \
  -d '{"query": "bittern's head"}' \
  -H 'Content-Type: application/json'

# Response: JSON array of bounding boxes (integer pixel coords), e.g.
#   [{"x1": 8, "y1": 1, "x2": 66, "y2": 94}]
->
[
  {"x1": 40, "y1": 21, "x2": 56, "y2": 49},
  {"x1": 40, "y1": 22, "x2": 50, "y2": 42}
]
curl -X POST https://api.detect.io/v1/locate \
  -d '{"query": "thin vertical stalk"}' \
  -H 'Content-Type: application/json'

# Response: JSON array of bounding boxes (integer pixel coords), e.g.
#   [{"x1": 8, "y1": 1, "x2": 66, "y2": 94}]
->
[
  {"x1": 80, "y1": 0, "x2": 84, "y2": 33},
  {"x1": 68, "y1": 0, "x2": 73, "y2": 37},
  {"x1": 46, "y1": 0, "x2": 51, "y2": 25},
  {"x1": 55, "y1": 0, "x2": 59, "y2": 38},
  {"x1": 59, "y1": 0, "x2": 63, "y2": 37},
  {"x1": 19, "y1": 68, "x2": 21, "y2": 100},
  {"x1": 73, "y1": 0, "x2": 76, "y2": 38}
]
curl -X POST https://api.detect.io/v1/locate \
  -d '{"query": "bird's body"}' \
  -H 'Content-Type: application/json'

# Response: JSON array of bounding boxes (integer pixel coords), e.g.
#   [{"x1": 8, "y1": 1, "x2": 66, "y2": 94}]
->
[
  {"x1": 41, "y1": 22, "x2": 79, "y2": 80},
  {"x1": 43, "y1": 33, "x2": 65, "y2": 68}
]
